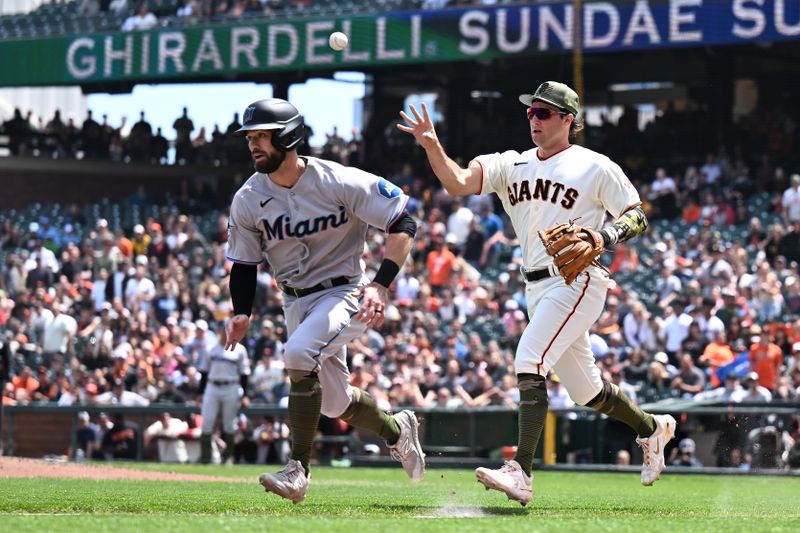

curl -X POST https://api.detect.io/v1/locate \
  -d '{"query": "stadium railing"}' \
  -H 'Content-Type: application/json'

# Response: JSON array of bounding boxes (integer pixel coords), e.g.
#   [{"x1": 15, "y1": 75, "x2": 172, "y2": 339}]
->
[{"x1": 2, "y1": 402, "x2": 797, "y2": 471}]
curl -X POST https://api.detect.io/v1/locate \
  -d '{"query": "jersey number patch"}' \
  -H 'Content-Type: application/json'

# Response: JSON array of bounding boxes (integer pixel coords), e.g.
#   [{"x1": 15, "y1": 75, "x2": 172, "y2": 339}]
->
[{"x1": 377, "y1": 179, "x2": 400, "y2": 199}]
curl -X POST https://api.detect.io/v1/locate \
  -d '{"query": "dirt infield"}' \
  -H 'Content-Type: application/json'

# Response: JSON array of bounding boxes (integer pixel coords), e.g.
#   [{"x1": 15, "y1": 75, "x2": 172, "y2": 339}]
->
[{"x1": 0, "y1": 456, "x2": 248, "y2": 482}]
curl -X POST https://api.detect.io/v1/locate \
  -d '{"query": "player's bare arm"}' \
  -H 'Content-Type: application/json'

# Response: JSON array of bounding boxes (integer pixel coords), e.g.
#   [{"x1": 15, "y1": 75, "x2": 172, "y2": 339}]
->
[
  {"x1": 355, "y1": 214, "x2": 416, "y2": 329},
  {"x1": 599, "y1": 204, "x2": 649, "y2": 247},
  {"x1": 397, "y1": 102, "x2": 482, "y2": 196}
]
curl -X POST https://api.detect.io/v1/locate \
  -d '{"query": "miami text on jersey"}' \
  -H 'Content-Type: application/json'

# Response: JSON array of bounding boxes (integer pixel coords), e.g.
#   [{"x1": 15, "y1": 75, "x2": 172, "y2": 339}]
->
[
  {"x1": 507, "y1": 178, "x2": 578, "y2": 209},
  {"x1": 263, "y1": 205, "x2": 349, "y2": 241}
]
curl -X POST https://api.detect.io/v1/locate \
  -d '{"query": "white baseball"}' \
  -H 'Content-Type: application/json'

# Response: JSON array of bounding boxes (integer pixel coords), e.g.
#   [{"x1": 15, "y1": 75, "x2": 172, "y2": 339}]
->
[{"x1": 329, "y1": 32, "x2": 349, "y2": 51}]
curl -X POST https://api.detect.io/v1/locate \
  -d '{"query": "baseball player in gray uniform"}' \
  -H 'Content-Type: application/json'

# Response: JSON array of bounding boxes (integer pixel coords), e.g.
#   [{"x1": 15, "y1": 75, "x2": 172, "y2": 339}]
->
[
  {"x1": 198, "y1": 330, "x2": 251, "y2": 464},
  {"x1": 399, "y1": 82, "x2": 675, "y2": 506},
  {"x1": 224, "y1": 98, "x2": 425, "y2": 504}
]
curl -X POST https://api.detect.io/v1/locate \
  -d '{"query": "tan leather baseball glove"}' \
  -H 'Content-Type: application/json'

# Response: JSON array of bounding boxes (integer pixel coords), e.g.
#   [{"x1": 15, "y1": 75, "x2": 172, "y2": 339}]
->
[{"x1": 538, "y1": 221, "x2": 607, "y2": 284}]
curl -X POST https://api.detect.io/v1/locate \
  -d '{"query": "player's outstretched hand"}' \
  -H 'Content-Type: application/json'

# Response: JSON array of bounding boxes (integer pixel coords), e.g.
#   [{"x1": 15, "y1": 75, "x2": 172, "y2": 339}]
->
[
  {"x1": 353, "y1": 282, "x2": 389, "y2": 329},
  {"x1": 397, "y1": 102, "x2": 439, "y2": 150},
  {"x1": 225, "y1": 314, "x2": 250, "y2": 350}
]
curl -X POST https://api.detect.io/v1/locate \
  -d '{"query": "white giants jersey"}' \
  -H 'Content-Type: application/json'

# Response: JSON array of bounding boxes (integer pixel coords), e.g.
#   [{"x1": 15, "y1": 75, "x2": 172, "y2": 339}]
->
[
  {"x1": 226, "y1": 157, "x2": 409, "y2": 288},
  {"x1": 475, "y1": 145, "x2": 639, "y2": 269}
]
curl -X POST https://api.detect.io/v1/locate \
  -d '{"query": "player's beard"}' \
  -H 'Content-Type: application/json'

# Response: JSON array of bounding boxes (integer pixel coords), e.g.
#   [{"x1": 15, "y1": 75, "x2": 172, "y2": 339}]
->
[{"x1": 253, "y1": 150, "x2": 285, "y2": 174}]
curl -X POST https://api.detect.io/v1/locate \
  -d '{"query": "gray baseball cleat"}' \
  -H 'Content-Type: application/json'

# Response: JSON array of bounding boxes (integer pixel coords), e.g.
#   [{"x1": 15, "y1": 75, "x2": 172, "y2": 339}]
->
[
  {"x1": 475, "y1": 459, "x2": 533, "y2": 506},
  {"x1": 388, "y1": 410, "x2": 426, "y2": 482},
  {"x1": 259, "y1": 459, "x2": 310, "y2": 504}
]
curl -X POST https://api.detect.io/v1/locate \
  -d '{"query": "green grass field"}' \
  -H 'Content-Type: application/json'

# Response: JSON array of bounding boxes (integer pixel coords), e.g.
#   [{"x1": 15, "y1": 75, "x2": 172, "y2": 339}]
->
[{"x1": 1, "y1": 464, "x2": 798, "y2": 532}]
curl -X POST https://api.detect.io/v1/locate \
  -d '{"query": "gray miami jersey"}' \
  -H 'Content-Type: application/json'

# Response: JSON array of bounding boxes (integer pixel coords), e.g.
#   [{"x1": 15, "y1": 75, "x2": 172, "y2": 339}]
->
[
  {"x1": 226, "y1": 156, "x2": 409, "y2": 288},
  {"x1": 199, "y1": 342, "x2": 251, "y2": 382}
]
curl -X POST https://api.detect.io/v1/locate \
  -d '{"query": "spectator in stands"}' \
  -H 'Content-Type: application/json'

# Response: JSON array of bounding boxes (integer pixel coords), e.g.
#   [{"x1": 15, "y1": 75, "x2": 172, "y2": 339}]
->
[
  {"x1": 425, "y1": 233, "x2": 457, "y2": 294},
  {"x1": 615, "y1": 449, "x2": 631, "y2": 466},
  {"x1": 41, "y1": 302, "x2": 78, "y2": 366},
  {"x1": 658, "y1": 301, "x2": 692, "y2": 362},
  {"x1": 95, "y1": 378, "x2": 150, "y2": 406},
  {"x1": 11, "y1": 365, "x2": 39, "y2": 403},
  {"x1": 144, "y1": 412, "x2": 190, "y2": 463},
  {"x1": 80, "y1": 111, "x2": 104, "y2": 159},
  {"x1": 173, "y1": 107, "x2": 195, "y2": 165},
  {"x1": 749, "y1": 332, "x2": 783, "y2": 391},
  {"x1": 782, "y1": 174, "x2": 800, "y2": 226},
  {"x1": 102, "y1": 413, "x2": 140, "y2": 460},
  {"x1": 546, "y1": 373, "x2": 574, "y2": 410},
  {"x1": 254, "y1": 415, "x2": 290, "y2": 464},
  {"x1": 176, "y1": 0, "x2": 198, "y2": 17},
  {"x1": 3, "y1": 108, "x2": 33, "y2": 155},
  {"x1": 650, "y1": 167, "x2": 678, "y2": 219},
  {"x1": 123, "y1": 257, "x2": 156, "y2": 314},
  {"x1": 698, "y1": 331, "x2": 734, "y2": 387},
  {"x1": 654, "y1": 265, "x2": 681, "y2": 306},
  {"x1": 785, "y1": 416, "x2": 800, "y2": 468},
  {"x1": 700, "y1": 153, "x2": 722, "y2": 189},
  {"x1": 738, "y1": 372, "x2": 772, "y2": 403},
  {"x1": 122, "y1": 4, "x2": 159, "y2": 31},
  {"x1": 73, "y1": 411, "x2": 100, "y2": 460},
  {"x1": 155, "y1": 376, "x2": 185, "y2": 403},
  {"x1": 151, "y1": 128, "x2": 169, "y2": 164},
  {"x1": 746, "y1": 415, "x2": 790, "y2": 469},
  {"x1": 109, "y1": 0, "x2": 129, "y2": 14},
  {"x1": 623, "y1": 301, "x2": 655, "y2": 351},
  {"x1": 778, "y1": 222, "x2": 800, "y2": 264},
  {"x1": 670, "y1": 438, "x2": 703, "y2": 467},
  {"x1": 671, "y1": 353, "x2": 706, "y2": 398},
  {"x1": 695, "y1": 373, "x2": 745, "y2": 403}
]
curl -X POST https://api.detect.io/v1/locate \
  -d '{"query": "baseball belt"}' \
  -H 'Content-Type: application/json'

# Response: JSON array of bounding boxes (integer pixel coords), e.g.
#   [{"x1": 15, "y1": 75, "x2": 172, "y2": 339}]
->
[
  {"x1": 279, "y1": 276, "x2": 350, "y2": 298},
  {"x1": 211, "y1": 380, "x2": 236, "y2": 386},
  {"x1": 520, "y1": 265, "x2": 560, "y2": 283}
]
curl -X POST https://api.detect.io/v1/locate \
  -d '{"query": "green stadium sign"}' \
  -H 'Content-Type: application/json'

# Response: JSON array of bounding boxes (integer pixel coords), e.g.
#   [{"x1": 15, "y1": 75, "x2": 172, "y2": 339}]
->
[{"x1": 2, "y1": 1, "x2": 800, "y2": 87}]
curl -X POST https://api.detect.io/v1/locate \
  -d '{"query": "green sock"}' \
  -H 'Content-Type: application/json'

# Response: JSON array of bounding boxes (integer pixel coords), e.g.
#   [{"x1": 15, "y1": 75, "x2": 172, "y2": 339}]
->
[
  {"x1": 288, "y1": 375, "x2": 322, "y2": 473},
  {"x1": 586, "y1": 380, "x2": 656, "y2": 437},
  {"x1": 513, "y1": 373, "x2": 548, "y2": 476},
  {"x1": 339, "y1": 388, "x2": 401, "y2": 443}
]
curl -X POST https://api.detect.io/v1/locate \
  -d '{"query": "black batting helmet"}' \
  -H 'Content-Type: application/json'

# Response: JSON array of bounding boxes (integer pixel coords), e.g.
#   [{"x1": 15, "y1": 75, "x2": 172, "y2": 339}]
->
[{"x1": 235, "y1": 98, "x2": 305, "y2": 152}]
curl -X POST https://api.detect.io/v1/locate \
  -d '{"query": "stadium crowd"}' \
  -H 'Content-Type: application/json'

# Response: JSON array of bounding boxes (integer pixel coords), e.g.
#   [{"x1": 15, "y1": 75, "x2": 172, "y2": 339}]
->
[{"x1": 2, "y1": 98, "x2": 800, "y2": 470}]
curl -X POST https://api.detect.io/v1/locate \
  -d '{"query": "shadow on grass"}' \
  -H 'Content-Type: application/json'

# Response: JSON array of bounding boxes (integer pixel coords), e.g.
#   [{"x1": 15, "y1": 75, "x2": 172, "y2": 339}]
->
[
  {"x1": 479, "y1": 506, "x2": 530, "y2": 516},
  {"x1": 363, "y1": 503, "x2": 529, "y2": 517}
]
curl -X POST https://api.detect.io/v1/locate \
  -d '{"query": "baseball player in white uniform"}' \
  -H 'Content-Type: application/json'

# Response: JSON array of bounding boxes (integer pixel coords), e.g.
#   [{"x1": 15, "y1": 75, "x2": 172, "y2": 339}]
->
[
  {"x1": 198, "y1": 331, "x2": 251, "y2": 464},
  {"x1": 399, "y1": 81, "x2": 676, "y2": 506},
  {"x1": 224, "y1": 98, "x2": 425, "y2": 504}
]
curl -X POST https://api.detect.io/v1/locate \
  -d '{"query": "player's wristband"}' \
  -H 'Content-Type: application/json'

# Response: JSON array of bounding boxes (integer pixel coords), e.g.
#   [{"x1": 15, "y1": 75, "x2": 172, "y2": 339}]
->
[
  {"x1": 373, "y1": 259, "x2": 400, "y2": 288},
  {"x1": 599, "y1": 227, "x2": 619, "y2": 247}
]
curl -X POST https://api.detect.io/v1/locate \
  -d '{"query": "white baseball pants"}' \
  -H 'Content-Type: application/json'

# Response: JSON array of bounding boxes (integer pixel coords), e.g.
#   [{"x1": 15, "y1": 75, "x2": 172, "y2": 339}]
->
[{"x1": 516, "y1": 269, "x2": 612, "y2": 405}]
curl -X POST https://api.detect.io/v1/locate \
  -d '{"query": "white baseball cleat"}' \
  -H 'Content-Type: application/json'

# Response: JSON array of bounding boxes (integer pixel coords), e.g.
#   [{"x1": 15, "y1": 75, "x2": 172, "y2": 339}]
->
[
  {"x1": 475, "y1": 459, "x2": 533, "y2": 506},
  {"x1": 258, "y1": 459, "x2": 310, "y2": 504},
  {"x1": 388, "y1": 410, "x2": 426, "y2": 482},
  {"x1": 636, "y1": 414, "x2": 677, "y2": 486}
]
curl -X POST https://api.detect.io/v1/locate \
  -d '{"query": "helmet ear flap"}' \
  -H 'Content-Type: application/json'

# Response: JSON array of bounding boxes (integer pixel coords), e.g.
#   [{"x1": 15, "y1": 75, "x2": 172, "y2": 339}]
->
[{"x1": 271, "y1": 118, "x2": 306, "y2": 152}]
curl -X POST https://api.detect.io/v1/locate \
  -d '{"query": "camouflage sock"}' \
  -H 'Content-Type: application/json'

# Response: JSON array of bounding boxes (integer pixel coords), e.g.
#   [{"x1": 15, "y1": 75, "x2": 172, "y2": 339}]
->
[
  {"x1": 339, "y1": 388, "x2": 401, "y2": 443},
  {"x1": 288, "y1": 375, "x2": 322, "y2": 473},
  {"x1": 513, "y1": 373, "x2": 548, "y2": 476},
  {"x1": 586, "y1": 380, "x2": 656, "y2": 437}
]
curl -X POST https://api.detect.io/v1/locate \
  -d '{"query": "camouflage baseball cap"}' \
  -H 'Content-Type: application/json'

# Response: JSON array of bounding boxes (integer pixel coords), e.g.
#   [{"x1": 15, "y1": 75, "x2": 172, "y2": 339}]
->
[{"x1": 519, "y1": 81, "x2": 580, "y2": 116}]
